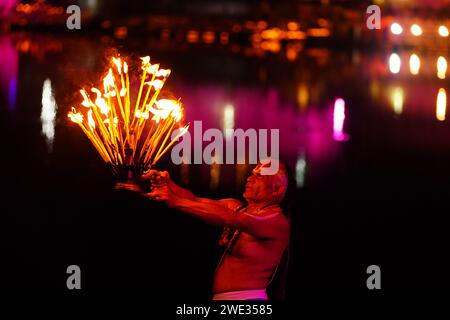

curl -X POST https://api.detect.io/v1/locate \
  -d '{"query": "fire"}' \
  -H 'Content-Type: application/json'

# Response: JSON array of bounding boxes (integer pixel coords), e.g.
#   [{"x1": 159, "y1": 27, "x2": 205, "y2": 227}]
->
[
  {"x1": 68, "y1": 107, "x2": 83, "y2": 123},
  {"x1": 67, "y1": 55, "x2": 189, "y2": 173},
  {"x1": 87, "y1": 110, "x2": 95, "y2": 129}
]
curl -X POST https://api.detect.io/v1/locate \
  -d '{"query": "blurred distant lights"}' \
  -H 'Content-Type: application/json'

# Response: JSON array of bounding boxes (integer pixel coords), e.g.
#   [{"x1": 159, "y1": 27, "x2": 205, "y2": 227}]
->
[
  {"x1": 436, "y1": 88, "x2": 447, "y2": 121},
  {"x1": 223, "y1": 104, "x2": 235, "y2": 138},
  {"x1": 287, "y1": 22, "x2": 299, "y2": 31},
  {"x1": 390, "y1": 23, "x2": 403, "y2": 35},
  {"x1": 297, "y1": 84, "x2": 309, "y2": 110},
  {"x1": 409, "y1": 54, "x2": 420, "y2": 75},
  {"x1": 389, "y1": 53, "x2": 401, "y2": 74},
  {"x1": 438, "y1": 25, "x2": 449, "y2": 37},
  {"x1": 410, "y1": 24, "x2": 423, "y2": 36},
  {"x1": 391, "y1": 87, "x2": 404, "y2": 115},
  {"x1": 333, "y1": 98, "x2": 347, "y2": 142},
  {"x1": 295, "y1": 153, "x2": 307, "y2": 188},
  {"x1": 437, "y1": 56, "x2": 447, "y2": 79},
  {"x1": 41, "y1": 79, "x2": 57, "y2": 151}
]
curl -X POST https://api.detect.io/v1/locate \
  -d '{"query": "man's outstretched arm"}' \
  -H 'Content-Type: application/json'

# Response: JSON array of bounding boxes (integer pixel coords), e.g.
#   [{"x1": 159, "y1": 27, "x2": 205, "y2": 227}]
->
[
  {"x1": 143, "y1": 171, "x2": 288, "y2": 240},
  {"x1": 165, "y1": 196, "x2": 287, "y2": 240}
]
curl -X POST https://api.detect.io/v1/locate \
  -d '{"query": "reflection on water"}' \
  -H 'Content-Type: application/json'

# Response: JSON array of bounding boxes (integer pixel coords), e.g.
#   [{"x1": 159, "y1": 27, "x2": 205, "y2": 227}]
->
[
  {"x1": 436, "y1": 88, "x2": 447, "y2": 122},
  {"x1": 40, "y1": 78, "x2": 57, "y2": 151},
  {"x1": 2, "y1": 32, "x2": 450, "y2": 193},
  {"x1": 222, "y1": 104, "x2": 234, "y2": 138},
  {"x1": 438, "y1": 25, "x2": 449, "y2": 38},
  {"x1": 409, "y1": 53, "x2": 420, "y2": 75},
  {"x1": 332, "y1": 98, "x2": 347, "y2": 142},
  {"x1": 295, "y1": 152, "x2": 306, "y2": 189},
  {"x1": 437, "y1": 56, "x2": 447, "y2": 79},
  {"x1": 389, "y1": 53, "x2": 401, "y2": 74}
]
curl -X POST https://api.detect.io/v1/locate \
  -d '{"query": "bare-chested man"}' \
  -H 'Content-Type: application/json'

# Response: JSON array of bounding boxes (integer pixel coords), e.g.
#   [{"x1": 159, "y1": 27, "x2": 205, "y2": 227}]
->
[{"x1": 139, "y1": 162, "x2": 290, "y2": 300}]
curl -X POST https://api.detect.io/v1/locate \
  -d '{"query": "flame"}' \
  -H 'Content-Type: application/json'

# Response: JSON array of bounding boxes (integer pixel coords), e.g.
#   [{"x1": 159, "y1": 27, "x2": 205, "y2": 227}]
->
[
  {"x1": 91, "y1": 88, "x2": 110, "y2": 114},
  {"x1": 112, "y1": 57, "x2": 122, "y2": 74},
  {"x1": 80, "y1": 89, "x2": 92, "y2": 107},
  {"x1": 88, "y1": 109, "x2": 96, "y2": 129},
  {"x1": 124, "y1": 62, "x2": 128, "y2": 74},
  {"x1": 146, "y1": 80, "x2": 164, "y2": 91},
  {"x1": 149, "y1": 99, "x2": 183, "y2": 122},
  {"x1": 68, "y1": 107, "x2": 83, "y2": 123},
  {"x1": 145, "y1": 63, "x2": 160, "y2": 74},
  {"x1": 136, "y1": 108, "x2": 151, "y2": 120},
  {"x1": 103, "y1": 68, "x2": 115, "y2": 94},
  {"x1": 156, "y1": 69, "x2": 171, "y2": 78},
  {"x1": 104, "y1": 118, "x2": 118, "y2": 125},
  {"x1": 141, "y1": 56, "x2": 151, "y2": 70}
]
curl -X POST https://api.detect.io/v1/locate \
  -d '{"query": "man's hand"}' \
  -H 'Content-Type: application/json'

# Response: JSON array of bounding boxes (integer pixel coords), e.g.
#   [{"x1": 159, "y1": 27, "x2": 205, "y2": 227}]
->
[
  {"x1": 146, "y1": 183, "x2": 172, "y2": 204},
  {"x1": 140, "y1": 170, "x2": 175, "y2": 206},
  {"x1": 141, "y1": 170, "x2": 171, "y2": 186}
]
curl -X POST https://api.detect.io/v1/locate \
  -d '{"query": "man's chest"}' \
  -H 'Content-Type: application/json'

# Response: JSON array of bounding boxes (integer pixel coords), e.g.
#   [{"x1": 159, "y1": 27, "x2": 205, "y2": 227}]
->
[{"x1": 228, "y1": 233, "x2": 268, "y2": 259}]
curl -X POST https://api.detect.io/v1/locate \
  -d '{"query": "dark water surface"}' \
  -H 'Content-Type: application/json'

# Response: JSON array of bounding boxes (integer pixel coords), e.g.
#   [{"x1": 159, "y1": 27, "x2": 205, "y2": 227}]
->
[{"x1": 0, "y1": 32, "x2": 448, "y2": 300}]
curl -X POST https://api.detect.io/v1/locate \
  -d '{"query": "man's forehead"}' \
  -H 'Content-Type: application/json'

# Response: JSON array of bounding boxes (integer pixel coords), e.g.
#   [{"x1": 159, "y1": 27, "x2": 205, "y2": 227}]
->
[
  {"x1": 252, "y1": 160, "x2": 281, "y2": 174},
  {"x1": 252, "y1": 162, "x2": 268, "y2": 174}
]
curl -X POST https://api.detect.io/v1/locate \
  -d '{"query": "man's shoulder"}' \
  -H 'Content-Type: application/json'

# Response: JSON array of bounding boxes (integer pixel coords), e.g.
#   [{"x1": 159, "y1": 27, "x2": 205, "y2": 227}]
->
[
  {"x1": 258, "y1": 206, "x2": 290, "y2": 232},
  {"x1": 258, "y1": 205, "x2": 284, "y2": 218},
  {"x1": 218, "y1": 198, "x2": 245, "y2": 211}
]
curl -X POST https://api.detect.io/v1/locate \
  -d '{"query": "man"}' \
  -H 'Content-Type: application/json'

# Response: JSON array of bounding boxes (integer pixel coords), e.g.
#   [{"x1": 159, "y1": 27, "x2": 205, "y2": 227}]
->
[{"x1": 139, "y1": 161, "x2": 290, "y2": 300}]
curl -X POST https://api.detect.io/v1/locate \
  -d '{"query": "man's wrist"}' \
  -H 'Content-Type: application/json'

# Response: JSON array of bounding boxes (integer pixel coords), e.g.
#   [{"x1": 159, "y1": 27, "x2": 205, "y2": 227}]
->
[{"x1": 167, "y1": 193, "x2": 179, "y2": 208}]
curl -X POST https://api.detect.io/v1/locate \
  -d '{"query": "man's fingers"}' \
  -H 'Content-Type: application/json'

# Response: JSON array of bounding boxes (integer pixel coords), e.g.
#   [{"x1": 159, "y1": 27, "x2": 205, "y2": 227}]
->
[
  {"x1": 115, "y1": 182, "x2": 142, "y2": 192},
  {"x1": 142, "y1": 170, "x2": 169, "y2": 179},
  {"x1": 146, "y1": 191, "x2": 167, "y2": 201},
  {"x1": 140, "y1": 169, "x2": 160, "y2": 180}
]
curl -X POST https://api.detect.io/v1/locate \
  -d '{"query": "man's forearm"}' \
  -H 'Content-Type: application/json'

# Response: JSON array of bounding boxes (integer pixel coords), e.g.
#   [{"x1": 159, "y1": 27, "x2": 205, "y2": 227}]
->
[
  {"x1": 169, "y1": 196, "x2": 236, "y2": 227},
  {"x1": 167, "y1": 180, "x2": 196, "y2": 200}
]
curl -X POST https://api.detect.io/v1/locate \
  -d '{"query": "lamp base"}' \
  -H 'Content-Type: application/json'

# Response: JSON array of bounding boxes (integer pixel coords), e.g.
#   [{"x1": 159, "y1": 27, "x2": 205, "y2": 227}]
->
[{"x1": 113, "y1": 164, "x2": 151, "y2": 193}]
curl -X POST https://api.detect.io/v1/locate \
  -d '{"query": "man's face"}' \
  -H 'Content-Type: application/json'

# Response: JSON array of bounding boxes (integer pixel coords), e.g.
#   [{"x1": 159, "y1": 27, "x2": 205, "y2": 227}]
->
[{"x1": 243, "y1": 163, "x2": 277, "y2": 202}]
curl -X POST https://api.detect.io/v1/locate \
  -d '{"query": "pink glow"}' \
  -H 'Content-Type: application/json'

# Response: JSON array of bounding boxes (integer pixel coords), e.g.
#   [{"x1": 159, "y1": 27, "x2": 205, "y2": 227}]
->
[
  {"x1": 333, "y1": 98, "x2": 346, "y2": 141},
  {"x1": 0, "y1": 0, "x2": 18, "y2": 19}
]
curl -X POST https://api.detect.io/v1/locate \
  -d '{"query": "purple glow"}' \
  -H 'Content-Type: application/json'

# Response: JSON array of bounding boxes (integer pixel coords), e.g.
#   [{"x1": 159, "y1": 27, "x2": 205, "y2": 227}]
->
[
  {"x1": 8, "y1": 78, "x2": 17, "y2": 111},
  {"x1": 333, "y1": 98, "x2": 347, "y2": 141},
  {"x1": 0, "y1": 36, "x2": 18, "y2": 111},
  {"x1": 172, "y1": 81, "x2": 344, "y2": 177}
]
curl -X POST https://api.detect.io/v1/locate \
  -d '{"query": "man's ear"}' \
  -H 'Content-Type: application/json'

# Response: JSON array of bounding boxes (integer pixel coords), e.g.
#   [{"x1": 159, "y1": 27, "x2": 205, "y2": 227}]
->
[{"x1": 272, "y1": 183, "x2": 284, "y2": 197}]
